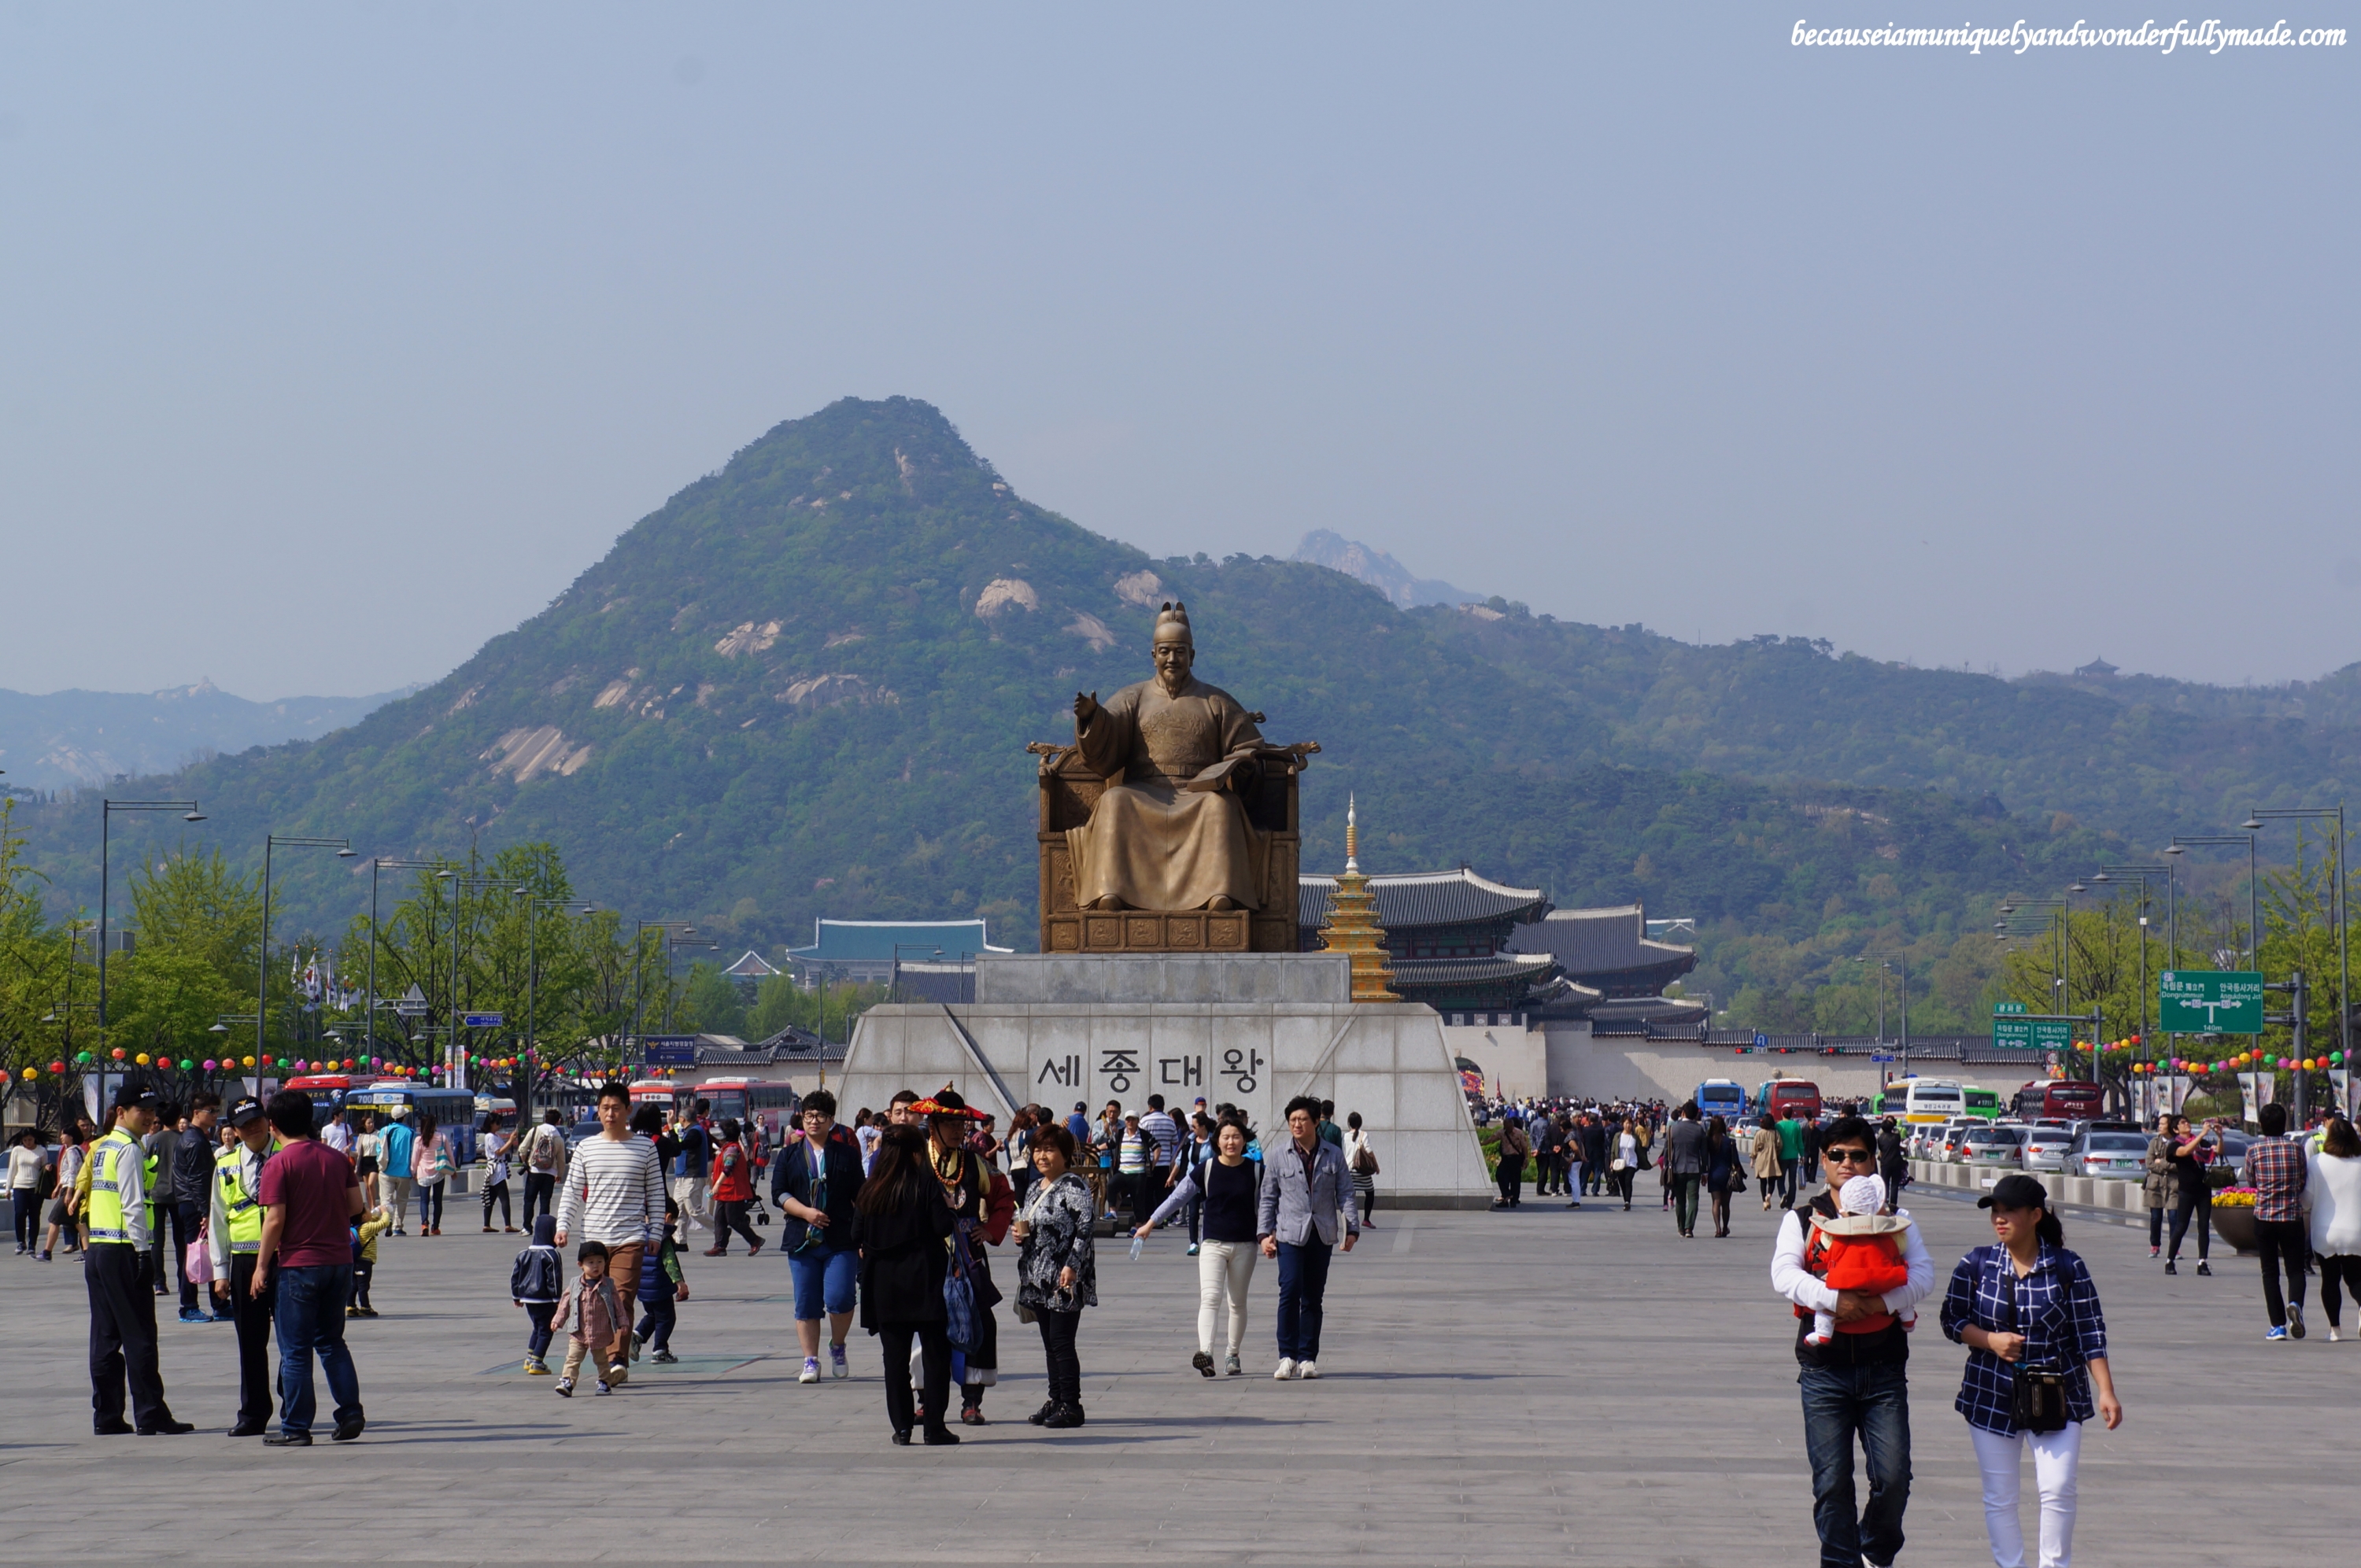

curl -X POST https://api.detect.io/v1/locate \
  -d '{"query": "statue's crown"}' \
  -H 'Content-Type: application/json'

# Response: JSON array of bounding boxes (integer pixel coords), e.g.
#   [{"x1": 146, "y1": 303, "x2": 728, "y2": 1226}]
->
[{"x1": 1153, "y1": 600, "x2": 1193, "y2": 644}]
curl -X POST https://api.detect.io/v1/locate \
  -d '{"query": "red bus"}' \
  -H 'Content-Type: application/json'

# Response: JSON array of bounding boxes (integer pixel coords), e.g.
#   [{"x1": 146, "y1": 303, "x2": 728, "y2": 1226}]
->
[
  {"x1": 2011, "y1": 1079, "x2": 2104, "y2": 1122},
  {"x1": 283, "y1": 1073, "x2": 382, "y2": 1116},
  {"x1": 1753, "y1": 1079, "x2": 1823, "y2": 1122},
  {"x1": 687, "y1": 1078, "x2": 800, "y2": 1153}
]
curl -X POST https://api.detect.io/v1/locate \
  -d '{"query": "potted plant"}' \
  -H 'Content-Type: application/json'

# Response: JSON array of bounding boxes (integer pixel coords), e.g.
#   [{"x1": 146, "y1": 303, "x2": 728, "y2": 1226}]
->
[{"x1": 2210, "y1": 1186, "x2": 2259, "y2": 1255}]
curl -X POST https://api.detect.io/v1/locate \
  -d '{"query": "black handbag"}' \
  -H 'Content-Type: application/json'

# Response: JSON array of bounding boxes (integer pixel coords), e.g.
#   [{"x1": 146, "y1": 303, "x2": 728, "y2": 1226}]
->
[{"x1": 1999, "y1": 1260, "x2": 2071, "y2": 1434}]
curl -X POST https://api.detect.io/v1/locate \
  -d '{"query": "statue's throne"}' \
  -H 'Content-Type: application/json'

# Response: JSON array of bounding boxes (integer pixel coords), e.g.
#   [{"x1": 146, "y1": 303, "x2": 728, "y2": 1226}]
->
[{"x1": 1034, "y1": 737, "x2": 1314, "y2": 955}]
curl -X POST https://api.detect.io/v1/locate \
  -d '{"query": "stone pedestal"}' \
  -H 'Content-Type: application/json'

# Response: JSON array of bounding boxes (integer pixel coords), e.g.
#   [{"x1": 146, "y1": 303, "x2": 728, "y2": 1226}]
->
[{"x1": 837, "y1": 954, "x2": 1492, "y2": 1207}]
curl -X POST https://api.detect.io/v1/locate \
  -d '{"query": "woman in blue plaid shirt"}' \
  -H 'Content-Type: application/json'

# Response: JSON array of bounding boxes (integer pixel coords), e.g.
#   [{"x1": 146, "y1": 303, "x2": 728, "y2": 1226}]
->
[{"x1": 1940, "y1": 1174, "x2": 2123, "y2": 1568}]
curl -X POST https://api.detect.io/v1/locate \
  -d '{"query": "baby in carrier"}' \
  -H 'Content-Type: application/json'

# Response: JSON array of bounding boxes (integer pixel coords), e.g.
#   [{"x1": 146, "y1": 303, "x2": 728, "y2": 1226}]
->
[{"x1": 1804, "y1": 1173, "x2": 1916, "y2": 1347}]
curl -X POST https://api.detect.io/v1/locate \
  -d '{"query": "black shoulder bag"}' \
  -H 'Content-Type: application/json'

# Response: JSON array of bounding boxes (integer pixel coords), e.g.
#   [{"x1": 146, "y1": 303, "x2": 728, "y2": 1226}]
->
[{"x1": 2001, "y1": 1260, "x2": 2071, "y2": 1434}]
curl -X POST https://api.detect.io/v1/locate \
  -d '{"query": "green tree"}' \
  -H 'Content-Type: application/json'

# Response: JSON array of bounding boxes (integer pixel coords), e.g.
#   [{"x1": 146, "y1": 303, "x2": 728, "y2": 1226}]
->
[
  {"x1": 674, "y1": 960, "x2": 747, "y2": 1037},
  {"x1": 108, "y1": 946, "x2": 244, "y2": 1066}
]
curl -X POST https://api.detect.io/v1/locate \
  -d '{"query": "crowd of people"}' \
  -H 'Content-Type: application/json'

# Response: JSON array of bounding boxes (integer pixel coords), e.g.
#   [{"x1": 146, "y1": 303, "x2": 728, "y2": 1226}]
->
[{"x1": 22, "y1": 1068, "x2": 2361, "y2": 1567}]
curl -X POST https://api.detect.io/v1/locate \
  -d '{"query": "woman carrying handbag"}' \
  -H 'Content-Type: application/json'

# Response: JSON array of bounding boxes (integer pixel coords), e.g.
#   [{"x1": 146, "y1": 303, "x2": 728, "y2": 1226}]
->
[
  {"x1": 1343, "y1": 1112, "x2": 1379, "y2": 1226},
  {"x1": 412, "y1": 1115, "x2": 454, "y2": 1236},
  {"x1": 1939, "y1": 1174, "x2": 2122, "y2": 1568}
]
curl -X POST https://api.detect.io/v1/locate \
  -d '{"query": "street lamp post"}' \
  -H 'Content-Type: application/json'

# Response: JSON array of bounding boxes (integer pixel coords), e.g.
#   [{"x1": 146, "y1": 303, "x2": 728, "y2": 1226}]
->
[
  {"x1": 628, "y1": 921, "x2": 699, "y2": 1062},
  {"x1": 2242, "y1": 805, "x2": 2349, "y2": 1129},
  {"x1": 98, "y1": 799, "x2": 205, "y2": 1033},
  {"x1": 2092, "y1": 864, "x2": 2174, "y2": 1111},
  {"x1": 515, "y1": 892, "x2": 593, "y2": 1120},
  {"x1": 259, "y1": 834, "x2": 357, "y2": 1069},
  {"x1": 436, "y1": 873, "x2": 513, "y2": 1092},
  {"x1": 368, "y1": 859, "x2": 441, "y2": 1069}
]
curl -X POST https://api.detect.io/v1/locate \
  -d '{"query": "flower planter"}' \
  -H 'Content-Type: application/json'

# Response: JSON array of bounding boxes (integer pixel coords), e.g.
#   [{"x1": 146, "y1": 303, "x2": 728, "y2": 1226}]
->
[{"x1": 2209, "y1": 1202, "x2": 2259, "y2": 1256}]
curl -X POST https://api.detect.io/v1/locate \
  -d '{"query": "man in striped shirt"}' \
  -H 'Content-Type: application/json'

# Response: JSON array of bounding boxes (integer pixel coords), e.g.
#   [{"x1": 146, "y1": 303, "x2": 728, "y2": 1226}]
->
[{"x1": 555, "y1": 1082, "x2": 663, "y2": 1385}]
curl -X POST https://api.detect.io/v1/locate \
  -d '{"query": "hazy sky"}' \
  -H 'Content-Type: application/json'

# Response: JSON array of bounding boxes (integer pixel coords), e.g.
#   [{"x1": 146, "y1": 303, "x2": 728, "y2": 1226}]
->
[{"x1": 3, "y1": 3, "x2": 2354, "y2": 698}]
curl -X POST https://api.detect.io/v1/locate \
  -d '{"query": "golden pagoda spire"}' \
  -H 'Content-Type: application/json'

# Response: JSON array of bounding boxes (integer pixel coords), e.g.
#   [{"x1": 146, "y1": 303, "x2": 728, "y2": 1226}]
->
[{"x1": 1321, "y1": 795, "x2": 1398, "y2": 1003}]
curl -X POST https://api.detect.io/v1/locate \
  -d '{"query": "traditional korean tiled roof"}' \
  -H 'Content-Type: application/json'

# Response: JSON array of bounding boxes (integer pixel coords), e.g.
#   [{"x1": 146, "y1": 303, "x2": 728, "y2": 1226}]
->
[
  {"x1": 787, "y1": 919, "x2": 1013, "y2": 963},
  {"x1": 1508, "y1": 905, "x2": 1698, "y2": 985},
  {"x1": 1391, "y1": 953, "x2": 1561, "y2": 989},
  {"x1": 1298, "y1": 869, "x2": 1551, "y2": 933}
]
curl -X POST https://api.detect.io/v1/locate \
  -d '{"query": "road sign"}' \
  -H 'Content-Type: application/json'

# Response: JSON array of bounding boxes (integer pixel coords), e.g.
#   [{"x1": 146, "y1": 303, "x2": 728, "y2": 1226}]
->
[
  {"x1": 461, "y1": 1012, "x2": 504, "y2": 1029},
  {"x1": 1870, "y1": 1053, "x2": 1897, "y2": 1063},
  {"x1": 1993, "y1": 1002, "x2": 2027, "y2": 1016},
  {"x1": 1993, "y1": 1018, "x2": 2075, "y2": 1051},
  {"x1": 1752, "y1": 1032, "x2": 1768, "y2": 1049},
  {"x1": 2158, "y1": 971, "x2": 2263, "y2": 1035},
  {"x1": 394, "y1": 984, "x2": 428, "y2": 1019},
  {"x1": 641, "y1": 1036, "x2": 699, "y2": 1067}
]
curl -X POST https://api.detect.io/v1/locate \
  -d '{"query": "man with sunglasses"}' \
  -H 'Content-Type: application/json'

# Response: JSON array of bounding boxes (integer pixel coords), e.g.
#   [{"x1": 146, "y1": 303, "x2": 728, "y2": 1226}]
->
[{"x1": 1770, "y1": 1115, "x2": 1934, "y2": 1568}]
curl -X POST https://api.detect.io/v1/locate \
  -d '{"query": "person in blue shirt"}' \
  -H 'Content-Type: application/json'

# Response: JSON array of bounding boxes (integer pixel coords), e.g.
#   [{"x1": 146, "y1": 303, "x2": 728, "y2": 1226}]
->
[{"x1": 379, "y1": 1113, "x2": 416, "y2": 1236}]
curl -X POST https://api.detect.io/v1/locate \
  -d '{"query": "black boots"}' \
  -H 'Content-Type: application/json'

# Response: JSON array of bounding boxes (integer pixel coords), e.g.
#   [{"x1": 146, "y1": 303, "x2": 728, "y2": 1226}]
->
[
  {"x1": 1043, "y1": 1403, "x2": 1085, "y2": 1429},
  {"x1": 1026, "y1": 1399, "x2": 1058, "y2": 1426}
]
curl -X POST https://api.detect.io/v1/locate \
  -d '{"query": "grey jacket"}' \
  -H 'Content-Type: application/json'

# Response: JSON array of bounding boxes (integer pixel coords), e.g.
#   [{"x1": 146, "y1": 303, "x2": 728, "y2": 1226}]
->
[
  {"x1": 1256, "y1": 1137, "x2": 1361, "y2": 1247},
  {"x1": 1663, "y1": 1118, "x2": 1710, "y2": 1175}
]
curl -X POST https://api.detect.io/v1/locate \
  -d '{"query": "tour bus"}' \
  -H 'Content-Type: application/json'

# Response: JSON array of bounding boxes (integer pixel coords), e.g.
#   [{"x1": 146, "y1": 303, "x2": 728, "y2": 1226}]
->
[
  {"x1": 687, "y1": 1078, "x2": 800, "y2": 1151},
  {"x1": 2010, "y1": 1079, "x2": 2104, "y2": 1123},
  {"x1": 471, "y1": 1094, "x2": 518, "y2": 1134},
  {"x1": 1692, "y1": 1079, "x2": 1746, "y2": 1125},
  {"x1": 282, "y1": 1073, "x2": 382, "y2": 1118},
  {"x1": 1963, "y1": 1087, "x2": 2001, "y2": 1123},
  {"x1": 629, "y1": 1079, "x2": 683, "y2": 1120},
  {"x1": 1754, "y1": 1079, "x2": 1823, "y2": 1123},
  {"x1": 342, "y1": 1081, "x2": 481, "y2": 1164},
  {"x1": 1899, "y1": 1078, "x2": 1966, "y2": 1126}
]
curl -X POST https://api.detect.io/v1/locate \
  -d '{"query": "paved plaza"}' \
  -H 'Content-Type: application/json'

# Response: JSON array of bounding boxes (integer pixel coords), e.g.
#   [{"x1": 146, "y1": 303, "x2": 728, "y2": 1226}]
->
[{"x1": 2, "y1": 1183, "x2": 2355, "y2": 1563}]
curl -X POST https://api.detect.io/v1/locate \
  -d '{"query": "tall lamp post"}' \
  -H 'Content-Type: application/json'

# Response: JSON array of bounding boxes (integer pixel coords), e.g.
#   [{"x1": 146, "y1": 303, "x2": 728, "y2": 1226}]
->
[
  {"x1": 1997, "y1": 896, "x2": 2071, "y2": 1075},
  {"x1": 98, "y1": 799, "x2": 205, "y2": 1032},
  {"x1": 515, "y1": 891, "x2": 593, "y2": 1119},
  {"x1": 436, "y1": 873, "x2": 513, "y2": 1092},
  {"x1": 367, "y1": 859, "x2": 442, "y2": 1068},
  {"x1": 2242, "y1": 805, "x2": 2349, "y2": 1128},
  {"x1": 2091, "y1": 863, "x2": 2173, "y2": 1104},
  {"x1": 628, "y1": 921, "x2": 699, "y2": 1059},
  {"x1": 2163, "y1": 833, "x2": 2256, "y2": 969},
  {"x1": 260, "y1": 834, "x2": 356, "y2": 1069}
]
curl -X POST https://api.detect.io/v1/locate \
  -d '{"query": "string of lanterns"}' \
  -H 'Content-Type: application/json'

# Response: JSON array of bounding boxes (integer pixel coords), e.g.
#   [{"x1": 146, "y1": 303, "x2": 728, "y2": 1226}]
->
[{"x1": 20, "y1": 1050, "x2": 530, "y2": 1082}]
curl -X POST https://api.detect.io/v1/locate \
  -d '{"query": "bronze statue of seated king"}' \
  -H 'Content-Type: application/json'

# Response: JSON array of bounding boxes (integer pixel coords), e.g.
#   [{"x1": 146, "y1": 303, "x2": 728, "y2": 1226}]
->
[{"x1": 1033, "y1": 602, "x2": 1314, "y2": 954}]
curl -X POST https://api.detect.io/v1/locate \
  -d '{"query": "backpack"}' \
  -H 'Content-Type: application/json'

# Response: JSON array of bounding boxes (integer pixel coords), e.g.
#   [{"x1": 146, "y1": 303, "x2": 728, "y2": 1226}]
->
[
  {"x1": 510, "y1": 1245, "x2": 562, "y2": 1301},
  {"x1": 529, "y1": 1126, "x2": 560, "y2": 1172}
]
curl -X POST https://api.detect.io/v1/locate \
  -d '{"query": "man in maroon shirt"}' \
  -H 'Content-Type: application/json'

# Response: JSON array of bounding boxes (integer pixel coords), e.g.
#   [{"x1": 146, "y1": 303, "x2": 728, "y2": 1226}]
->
[{"x1": 253, "y1": 1090, "x2": 366, "y2": 1446}]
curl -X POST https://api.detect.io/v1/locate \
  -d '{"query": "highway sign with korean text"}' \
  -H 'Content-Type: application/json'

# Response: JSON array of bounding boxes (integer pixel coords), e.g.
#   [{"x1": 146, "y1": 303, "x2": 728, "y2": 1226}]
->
[
  {"x1": 2157, "y1": 971, "x2": 2263, "y2": 1035},
  {"x1": 461, "y1": 1012, "x2": 504, "y2": 1029},
  {"x1": 1993, "y1": 1017, "x2": 2075, "y2": 1051},
  {"x1": 1993, "y1": 1002, "x2": 2027, "y2": 1016},
  {"x1": 641, "y1": 1037, "x2": 700, "y2": 1067}
]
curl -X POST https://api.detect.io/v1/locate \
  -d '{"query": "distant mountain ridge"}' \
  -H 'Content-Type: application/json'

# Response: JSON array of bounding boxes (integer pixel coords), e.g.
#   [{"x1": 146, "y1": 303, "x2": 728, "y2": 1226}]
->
[
  {"x1": 1290, "y1": 529, "x2": 1480, "y2": 609},
  {"x1": 7, "y1": 397, "x2": 2356, "y2": 1008},
  {"x1": 0, "y1": 680, "x2": 422, "y2": 790}
]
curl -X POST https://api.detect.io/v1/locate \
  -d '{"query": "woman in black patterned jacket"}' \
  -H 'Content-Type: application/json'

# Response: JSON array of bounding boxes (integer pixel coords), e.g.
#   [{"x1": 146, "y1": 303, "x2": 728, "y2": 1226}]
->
[{"x1": 1012, "y1": 1123, "x2": 1096, "y2": 1430}]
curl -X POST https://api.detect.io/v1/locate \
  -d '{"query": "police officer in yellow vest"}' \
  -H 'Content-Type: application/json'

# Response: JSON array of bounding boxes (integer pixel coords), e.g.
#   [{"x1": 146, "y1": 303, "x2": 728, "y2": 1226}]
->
[
  {"x1": 87, "y1": 1084, "x2": 193, "y2": 1435},
  {"x1": 209, "y1": 1096, "x2": 280, "y2": 1435}
]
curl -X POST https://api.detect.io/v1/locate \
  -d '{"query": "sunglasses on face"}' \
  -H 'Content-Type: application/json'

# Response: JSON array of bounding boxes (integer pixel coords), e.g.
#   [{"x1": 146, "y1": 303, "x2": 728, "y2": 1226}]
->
[{"x1": 1824, "y1": 1148, "x2": 1875, "y2": 1165}]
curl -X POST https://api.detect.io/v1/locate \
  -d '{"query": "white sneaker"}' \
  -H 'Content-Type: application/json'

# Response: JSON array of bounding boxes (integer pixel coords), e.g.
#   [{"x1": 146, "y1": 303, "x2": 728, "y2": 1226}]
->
[
  {"x1": 1273, "y1": 1358, "x2": 1298, "y2": 1380},
  {"x1": 1297, "y1": 1360, "x2": 1320, "y2": 1379},
  {"x1": 2331, "y1": 1326, "x2": 2344, "y2": 1343},
  {"x1": 798, "y1": 1357, "x2": 821, "y2": 1384}
]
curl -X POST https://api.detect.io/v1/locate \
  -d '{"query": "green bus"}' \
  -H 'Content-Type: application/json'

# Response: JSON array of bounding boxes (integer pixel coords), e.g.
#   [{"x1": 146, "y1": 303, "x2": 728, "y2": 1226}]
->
[{"x1": 1874, "y1": 1083, "x2": 1998, "y2": 1121}]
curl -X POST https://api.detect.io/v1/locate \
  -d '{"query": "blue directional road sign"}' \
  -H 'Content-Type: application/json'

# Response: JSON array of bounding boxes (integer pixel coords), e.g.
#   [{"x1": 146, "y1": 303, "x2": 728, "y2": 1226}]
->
[{"x1": 461, "y1": 1012, "x2": 504, "y2": 1028}]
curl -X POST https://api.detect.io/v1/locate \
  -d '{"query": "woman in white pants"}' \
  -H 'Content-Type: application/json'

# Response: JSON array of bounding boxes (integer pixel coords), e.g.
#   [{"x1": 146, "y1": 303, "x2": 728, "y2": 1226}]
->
[
  {"x1": 1136, "y1": 1118, "x2": 1262, "y2": 1377},
  {"x1": 1939, "y1": 1173, "x2": 2123, "y2": 1568}
]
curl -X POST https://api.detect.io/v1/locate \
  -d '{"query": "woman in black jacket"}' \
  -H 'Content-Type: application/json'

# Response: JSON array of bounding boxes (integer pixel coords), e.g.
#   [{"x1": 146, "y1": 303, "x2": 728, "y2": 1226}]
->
[{"x1": 851, "y1": 1125, "x2": 959, "y2": 1445}]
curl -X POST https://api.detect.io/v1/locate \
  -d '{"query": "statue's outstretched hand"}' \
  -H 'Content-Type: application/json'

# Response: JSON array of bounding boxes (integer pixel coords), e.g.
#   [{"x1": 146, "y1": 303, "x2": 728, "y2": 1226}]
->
[{"x1": 1073, "y1": 691, "x2": 1100, "y2": 726}]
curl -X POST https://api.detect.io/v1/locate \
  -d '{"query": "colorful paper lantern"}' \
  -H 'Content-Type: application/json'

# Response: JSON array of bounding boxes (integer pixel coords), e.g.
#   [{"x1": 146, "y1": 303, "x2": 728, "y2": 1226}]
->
[
  {"x1": 76, "y1": 1051, "x2": 91, "y2": 1064},
  {"x1": 111, "y1": 1048, "x2": 126, "y2": 1061},
  {"x1": 242, "y1": 1056, "x2": 256, "y2": 1068},
  {"x1": 135, "y1": 1053, "x2": 150, "y2": 1066},
  {"x1": 20, "y1": 1067, "x2": 35, "y2": 1080},
  {"x1": 50, "y1": 1061, "x2": 65, "y2": 1074}
]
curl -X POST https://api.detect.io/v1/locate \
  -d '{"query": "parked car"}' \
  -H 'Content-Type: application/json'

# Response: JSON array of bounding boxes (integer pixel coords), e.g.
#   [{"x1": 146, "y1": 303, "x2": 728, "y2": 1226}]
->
[
  {"x1": 2064, "y1": 1124, "x2": 2152, "y2": 1179},
  {"x1": 1960, "y1": 1124, "x2": 2028, "y2": 1171},
  {"x1": 2021, "y1": 1127, "x2": 2075, "y2": 1173}
]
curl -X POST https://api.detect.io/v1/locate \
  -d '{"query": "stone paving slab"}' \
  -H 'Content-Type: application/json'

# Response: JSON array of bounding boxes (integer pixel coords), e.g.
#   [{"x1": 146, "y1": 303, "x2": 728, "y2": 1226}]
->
[{"x1": 2, "y1": 1184, "x2": 2355, "y2": 1563}]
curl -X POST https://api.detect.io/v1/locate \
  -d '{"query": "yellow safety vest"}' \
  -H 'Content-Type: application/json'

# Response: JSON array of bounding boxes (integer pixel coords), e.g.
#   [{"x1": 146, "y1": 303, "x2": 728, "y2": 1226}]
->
[
  {"x1": 215, "y1": 1142, "x2": 277, "y2": 1253},
  {"x1": 86, "y1": 1130, "x2": 157, "y2": 1245}
]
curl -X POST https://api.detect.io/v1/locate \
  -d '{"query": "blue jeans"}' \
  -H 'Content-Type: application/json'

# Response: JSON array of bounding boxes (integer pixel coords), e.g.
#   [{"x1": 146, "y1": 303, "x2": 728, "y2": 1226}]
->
[
  {"x1": 1798, "y1": 1362, "x2": 1911, "y2": 1568},
  {"x1": 1273, "y1": 1238, "x2": 1333, "y2": 1363},
  {"x1": 788, "y1": 1244, "x2": 858, "y2": 1323},
  {"x1": 274, "y1": 1264, "x2": 363, "y2": 1436}
]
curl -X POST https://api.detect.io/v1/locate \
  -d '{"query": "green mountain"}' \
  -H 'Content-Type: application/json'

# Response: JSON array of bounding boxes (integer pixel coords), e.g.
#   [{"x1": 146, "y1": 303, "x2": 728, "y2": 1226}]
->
[{"x1": 14, "y1": 396, "x2": 2352, "y2": 1031}]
